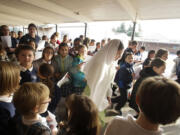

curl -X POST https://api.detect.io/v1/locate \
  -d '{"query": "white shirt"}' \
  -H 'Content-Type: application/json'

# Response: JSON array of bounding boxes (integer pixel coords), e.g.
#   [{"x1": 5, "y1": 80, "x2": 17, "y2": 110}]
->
[
  {"x1": 0, "y1": 95, "x2": 13, "y2": 103},
  {"x1": 88, "y1": 45, "x2": 96, "y2": 53},
  {"x1": 104, "y1": 115, "x2": 162, "y2": 135},
  {"x1": 20, "y1": 65, "x2": 33, "y2": 72},
  {"x1": 22, "y1": 114, "x2": 48, "y2": 127}
]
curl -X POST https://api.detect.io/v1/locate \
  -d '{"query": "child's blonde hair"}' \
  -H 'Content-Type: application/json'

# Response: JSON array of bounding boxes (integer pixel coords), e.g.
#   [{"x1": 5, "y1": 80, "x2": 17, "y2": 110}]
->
[
  {"x1": 13, "y1": 82, "x2": 50, "y2": 116},
  {"x1": 0, "y1": 48, "x2": 6, "y2": 56},
  {"x1": 0, "y1": 48, "x2": 7, "y2": 61},
  {"x1": 0, "y1": 61, "x2": 20, "y2": 95}
]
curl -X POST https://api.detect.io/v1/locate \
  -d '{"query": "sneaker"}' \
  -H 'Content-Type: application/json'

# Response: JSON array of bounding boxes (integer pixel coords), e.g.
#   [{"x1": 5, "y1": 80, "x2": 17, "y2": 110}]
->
[
  {"x1": 133, "y1": 114, "x2": 139, "y2": 119},
  {"x1": 105, "y1": 109, "x2": 122, "y2": 116}
]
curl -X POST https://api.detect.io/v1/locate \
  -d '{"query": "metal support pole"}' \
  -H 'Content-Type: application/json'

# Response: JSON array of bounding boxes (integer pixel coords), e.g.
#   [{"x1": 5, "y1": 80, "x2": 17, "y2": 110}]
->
[
  {"x1": 84, "y1": 23, "x2": 87, "y2": 38},
  {"x1": 23, "y1": 26, "x2": 25, "y2": 34},
  {"x1": 131, "y1": 21, "x2": 136, "y2": 41},
  {"x1": 37, "y1": 25, "x2": 39, "y2": 36},
  {"x1": 55, "y1": 24, "x2": 58, "y2": 32}
]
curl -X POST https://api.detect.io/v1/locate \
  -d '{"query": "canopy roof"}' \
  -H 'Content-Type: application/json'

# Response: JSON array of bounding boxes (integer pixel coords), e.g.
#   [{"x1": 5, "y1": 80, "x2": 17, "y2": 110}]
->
[{"x1": 0, "y1": 0, "x2": 180, "y2": 25}]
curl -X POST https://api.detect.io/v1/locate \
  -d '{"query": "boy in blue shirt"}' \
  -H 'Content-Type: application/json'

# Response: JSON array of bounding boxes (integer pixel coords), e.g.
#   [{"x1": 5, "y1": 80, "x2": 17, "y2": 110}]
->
[{"x1": 71, "y1": 45, "x2": 87, "y2": 94}]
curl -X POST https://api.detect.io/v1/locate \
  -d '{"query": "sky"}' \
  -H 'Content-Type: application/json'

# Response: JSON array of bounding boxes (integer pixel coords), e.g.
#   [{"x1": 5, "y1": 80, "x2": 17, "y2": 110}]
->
[{"x1": 139, "y1": 19, "x2": 180, "y2": 42}]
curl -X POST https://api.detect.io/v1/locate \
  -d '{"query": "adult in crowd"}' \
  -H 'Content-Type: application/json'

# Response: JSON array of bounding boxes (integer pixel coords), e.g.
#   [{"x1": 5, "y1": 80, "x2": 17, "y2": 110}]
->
[
  {"x1": 16, "y1": 31, "x2": 23, "y2": 44},
  {"x1": 19, "y1": 23, "x2": 41, "y2": 46},
  {"x1": 0, "y1": 25, "x2": 18, "y2": 60}
]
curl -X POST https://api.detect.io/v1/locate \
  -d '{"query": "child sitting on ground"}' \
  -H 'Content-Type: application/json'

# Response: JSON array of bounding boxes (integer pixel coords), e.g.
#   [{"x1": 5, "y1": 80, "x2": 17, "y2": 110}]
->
[
  {"x1": 105, "y1": 76, "x2": 180, "y2": 135},
  {"x1": 13, "y1": 82, "x2": 57, "y2": 135}
]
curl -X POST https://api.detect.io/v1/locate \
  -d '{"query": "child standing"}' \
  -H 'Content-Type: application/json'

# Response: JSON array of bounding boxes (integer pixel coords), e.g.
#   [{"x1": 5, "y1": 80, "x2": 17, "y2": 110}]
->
[
  {"x1": 53, "y1": 43, "x2": 74, "y2": 97},
  {"x1": 13, "y1": 82, "x2": 55, "y2": 135},
  {"x1": 111, "y1": 52, "x2": 134, "y2": 115},
  {"x1": 33, "y1": 46, "x2": 55, "y2": 71},
  {"x1": 28, "y1": 40, "x2": 37, "y2": 50},
  {"x1": 93, "y1": 42, "x2": 101, "y2": 54},
  {"x1": 105, "y1": 76, "x2": 180, "y2": 135},
  {"x1": 171, "y1": 50, "x2": 180, "y2": 82},
  {"x1": 0, "y1": 61, "x2": 20, "y2": 135},
  {"x1": 38, "y1": 63, "x2": 60, "y2": 113},
  {"x1": 129, "y1": 58, "x2": 166, "y2": 113},
  {"x1": 143, "y1": 50, "x2": 155, "y2": 68},
  {"x1": 58, "y1": 94, "x2": 100, "y2": 135},
  {"x1": 15, "y1": 45, "x2": 38, "y2": 84},
  {"x1": 71, "y1": 45, "x2": 87, "y2": 94},
  {"x1": 155, "y1": 49, "x2": 168, "y2": 61},
  {"x1": 54, "y1": 43, "x2": 73, "y2": 80}
]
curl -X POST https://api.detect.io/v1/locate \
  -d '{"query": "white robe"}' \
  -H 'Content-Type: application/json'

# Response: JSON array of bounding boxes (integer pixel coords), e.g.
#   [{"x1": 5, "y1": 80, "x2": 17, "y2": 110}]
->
[{"x1": 83, "y1": 39, "x2": 122, "y2": 111}]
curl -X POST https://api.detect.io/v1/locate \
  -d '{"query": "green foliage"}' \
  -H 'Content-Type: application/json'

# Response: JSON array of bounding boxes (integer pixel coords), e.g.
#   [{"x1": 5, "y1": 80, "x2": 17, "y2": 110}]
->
[{"x1": 112, "y1": 23, "x2": 141, "y2": 37}]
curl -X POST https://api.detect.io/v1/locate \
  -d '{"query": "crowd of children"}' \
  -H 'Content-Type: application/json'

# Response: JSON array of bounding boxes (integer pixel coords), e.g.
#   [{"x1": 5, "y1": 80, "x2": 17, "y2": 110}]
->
[{"x1": 0, "y1": 22, "x2": 180, "y2": 135}]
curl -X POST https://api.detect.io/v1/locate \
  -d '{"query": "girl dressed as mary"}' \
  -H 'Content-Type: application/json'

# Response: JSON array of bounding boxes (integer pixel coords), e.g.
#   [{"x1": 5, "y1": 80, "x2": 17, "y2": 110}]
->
[{"x1": 83, "y1": 39, "x2": 124, "y2": 112}]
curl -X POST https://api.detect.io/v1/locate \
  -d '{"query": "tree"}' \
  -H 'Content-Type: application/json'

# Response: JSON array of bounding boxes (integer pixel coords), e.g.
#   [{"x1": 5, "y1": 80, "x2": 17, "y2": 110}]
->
[
  {"x1": 126, "y1": 25, "x2": 133, "y2": 37},
  {"x1": 112, "y1": 23, "x2": 141, "y2": 37},
  {"x1": 113, "y1": 23, "x2": 126, "y2": 33}
]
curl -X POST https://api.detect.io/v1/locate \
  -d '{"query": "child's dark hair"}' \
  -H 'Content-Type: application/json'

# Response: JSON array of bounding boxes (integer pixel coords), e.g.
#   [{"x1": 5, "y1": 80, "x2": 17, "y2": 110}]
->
[
  {"x1": 0, "y1": 25, "x2": 8, "y2": 36},
  {"x1": 15, "y1": 45, "x2": 35, "y2": 58},
  {"x1": 77, "y1": 44, "x2": 86, "y2": 51},
  {"x1": 155, "y1": 49, "x2": 168, "y2": 58},
  {"x1": 74, "y1": 38, "x2": 81, "y2": 43},
  {"x1": 50, "y1": 34, "x2": 56, "y2": 40},
  {"x1": 28, "y1": 23, "x2": 37, "y2": 30},
  {"x1": 42, "y1": 35, "x2": 47, "y2": 40},
  {"x1": 140, "y1": 46, "x2": 145, "y2": 51},
  {"x1": 42, "y1": 46, "x2": 54, "y2": 59},
  {"x1": 150, "y1": 58, "x2": 165, "y2": 68},
  {"x1": 18, "y1": 31, "x2": 22, "y2": 35},
  {"x1": 148, "y1": 50, "x2": 155, "y2": 58},
  {"x1": 91, "y1": 39, "x2": 95, "y2": 43},
  {"x1": 96, "y1": 42, "x2": 100, "y2": 46},
  {"x1": 39, "y1": 63, "x2": 54, "y2": 97},
  {"x1": 177, "y1": 50, "x2": 180, "y2": 56},
  {"x1": 137, "y1": 76, "x2": 180, "y2": 125},
  {"x1": 59, "y1": 43, "x2": 68, "y2": 50},
  {"x1": 28, "y1": 40, "x2": 37, "y2": 49},
  {"x1": 124, "y1": 52, "x2": 133, "y2": 60},
  {"x1": 65, "y1": 94, "x2": 100, "y2": 135},
  {"x1": 83, "y1": 37, "x2": 90, "y2": 47},
  {"x1": 131, "y1": 40, "x2": 137, "y2": 46}
]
